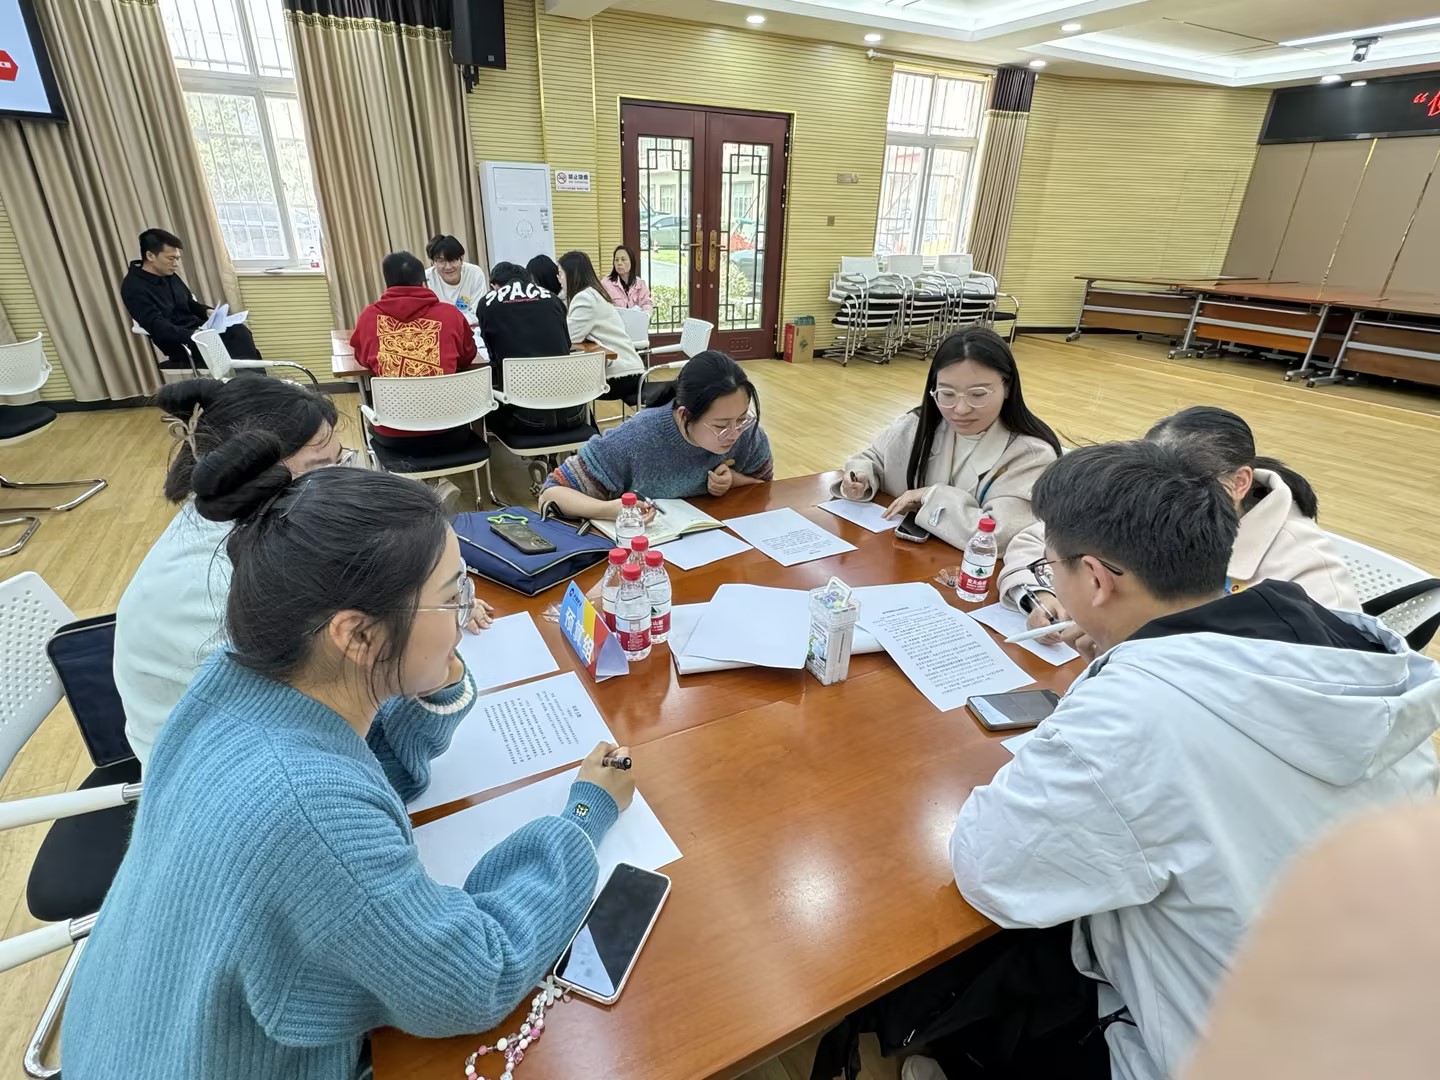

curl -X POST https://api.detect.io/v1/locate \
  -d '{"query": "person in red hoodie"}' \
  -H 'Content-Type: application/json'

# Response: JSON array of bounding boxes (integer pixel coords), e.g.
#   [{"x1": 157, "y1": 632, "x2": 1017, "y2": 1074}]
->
[{"x1": 351, "y1": 250, "x2": 478, "y2": 447}]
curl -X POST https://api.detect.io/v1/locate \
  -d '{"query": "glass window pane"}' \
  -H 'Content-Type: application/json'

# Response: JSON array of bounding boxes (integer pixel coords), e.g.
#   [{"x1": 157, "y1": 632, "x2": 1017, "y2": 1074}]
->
[
  {"x1": 186, "y1": 92, "x2": 287, "y2": 261},
  {"x1": 874, "y1": 144, "x2": 926, "y2": 257},
  {"x1": 930, "y1": 77, "x2": 984, "y2": 138},
  {"x1": 920, "y1": 148, "x2": 972, "y2": 256},
  {"x1": 886, "y1": 71, "x2": 933, "y2": 135},
  {"x1": 159, "y1": 0, "x2": 250, "y2": 74},
  {"x1": 637, "y1": 136, "x2": 692, "y2": 334},
  {"x1": 718, "y1": 142, "x2": 768, "y2": 333},
  {"x1": 245, "y1": 0, "x2": 294, "y2": 77},
  {"x1": 265, "y1": 97, "x2": 322, "y2": 261}
]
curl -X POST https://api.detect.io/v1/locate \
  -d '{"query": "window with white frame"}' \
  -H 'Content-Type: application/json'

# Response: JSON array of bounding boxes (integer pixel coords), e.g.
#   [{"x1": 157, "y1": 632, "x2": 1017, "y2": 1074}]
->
[
  {"x1": 159, "y1": 0, "x2": 323, "y2": 269},
  {"x1": 874, "y1": 70, "x2": 986, "y2": 258}
]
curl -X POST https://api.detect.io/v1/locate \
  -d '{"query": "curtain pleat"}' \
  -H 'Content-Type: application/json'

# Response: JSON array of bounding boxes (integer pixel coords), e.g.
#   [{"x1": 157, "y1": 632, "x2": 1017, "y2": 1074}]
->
[
  {"x1": 968, "y1": 67, "x2": 1036, "y2": 282},
  {"x1": 0, "y1": 0, "x2": 240, "y2": 401},
  {"x1": 284, "y1": 9, "x2": 485, "y2": 329}
]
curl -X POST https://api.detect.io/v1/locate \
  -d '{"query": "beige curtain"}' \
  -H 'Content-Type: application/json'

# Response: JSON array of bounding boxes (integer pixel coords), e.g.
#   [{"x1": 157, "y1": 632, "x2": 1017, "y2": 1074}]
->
[
  {"x1": 284, "y1": 2, "x2": 486, "y2": 329},
  {"x1": 0, "y1": 296, "x2": 14, "y2": 345},
  {"x1": 0, "y1": 0, "x2": 241, "y2": 401},
  {"x1": 969, "y1": 67, "x2": 1036, "y2": 281}
]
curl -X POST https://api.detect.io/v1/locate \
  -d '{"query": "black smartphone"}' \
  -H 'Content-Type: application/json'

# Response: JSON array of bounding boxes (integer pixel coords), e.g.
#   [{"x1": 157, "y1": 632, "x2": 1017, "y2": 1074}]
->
[
  {"x1": 489, "y1": 520, "x2": 557, "y2": 555},
  {"x1": 967, "y1": 689, "x2": 1061, "y2": 731},
  {"x1": 553, "y1": 864, "x2": 671, "y2": 1004},
  {"x1": 895, "y1": 510, "x2": 931, "y2": 544}
]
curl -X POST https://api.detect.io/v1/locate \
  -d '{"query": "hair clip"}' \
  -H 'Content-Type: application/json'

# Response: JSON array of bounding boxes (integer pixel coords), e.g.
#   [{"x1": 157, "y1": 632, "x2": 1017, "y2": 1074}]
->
[{"x1": 164, "y1": 405, "x2": 205, "y2": 459}]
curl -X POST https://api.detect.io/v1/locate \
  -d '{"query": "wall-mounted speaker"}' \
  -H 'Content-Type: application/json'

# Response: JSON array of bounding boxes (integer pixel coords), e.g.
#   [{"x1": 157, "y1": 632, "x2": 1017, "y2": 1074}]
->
[{"x1": 452, "y1": 0, "x2": 506, "y2": 70}]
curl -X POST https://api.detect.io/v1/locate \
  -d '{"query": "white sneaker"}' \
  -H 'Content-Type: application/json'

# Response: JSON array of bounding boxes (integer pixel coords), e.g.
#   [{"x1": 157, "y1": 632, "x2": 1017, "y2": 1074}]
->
[{"x1": 901, "y1": 1056, "x2": 948, "y2": 1080}]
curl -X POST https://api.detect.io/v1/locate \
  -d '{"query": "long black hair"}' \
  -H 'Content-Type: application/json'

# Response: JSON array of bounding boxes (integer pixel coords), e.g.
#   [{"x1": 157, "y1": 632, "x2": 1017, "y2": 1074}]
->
[
  {"x1": 155, "y1": 377, "x2": 337, "y2": 504},
  {"x1": 650, "y1": 350, "x2": 760, "y2": 432},
  {"x1": 558, "y1": 250, "x2": 611, "y2": 307},
  {"x1": 1145, "y1": 405, "x2": 1320, "y2": 519},
  {"x1": 191, "y1": 432, "x2": 449, "y2": 698},
  {"x1": 906, "y1": 327, "x2": 1061, "y2": 489},
  {"x1": 527, "y1": 254, "x2": 561, "y2": 295},
  {"x1": 607, "y1": 244, "x2": 640, "y2": 291}
]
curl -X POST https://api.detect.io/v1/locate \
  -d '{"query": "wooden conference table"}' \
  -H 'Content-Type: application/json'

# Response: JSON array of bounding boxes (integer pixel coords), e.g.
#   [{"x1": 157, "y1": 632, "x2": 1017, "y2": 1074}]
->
[{"x1": 372, "y1": 473, "x2": 1086, "y2": 1080}]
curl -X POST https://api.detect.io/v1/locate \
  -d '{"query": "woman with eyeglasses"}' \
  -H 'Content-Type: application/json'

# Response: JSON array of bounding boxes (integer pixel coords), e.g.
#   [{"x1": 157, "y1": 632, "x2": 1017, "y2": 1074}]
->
[
  {"x1": 539, "y1": 349, "x2": 773, "y2": 522},
  {"x1": 835, "y1": 326, "x2": 1061, "y2": 549},
  {"x1": 66, "y1": 447, "x2": 636, "y2": 1078}
]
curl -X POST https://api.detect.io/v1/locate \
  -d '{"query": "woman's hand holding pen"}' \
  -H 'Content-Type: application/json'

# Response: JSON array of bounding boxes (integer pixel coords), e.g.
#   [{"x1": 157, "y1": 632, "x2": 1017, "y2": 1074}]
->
[
  {"x1": 839, "y1": 470, "x2": 868, "y2": 501},
  {"x1": 577, "y1": 742, "x2": 636, "y2": 811}
]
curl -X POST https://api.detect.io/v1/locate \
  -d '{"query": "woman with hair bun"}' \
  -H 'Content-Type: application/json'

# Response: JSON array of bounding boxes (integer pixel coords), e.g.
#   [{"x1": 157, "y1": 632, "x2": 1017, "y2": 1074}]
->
[{"x1": 66, "y1": 443, "x2": 637, "y2": 1078}]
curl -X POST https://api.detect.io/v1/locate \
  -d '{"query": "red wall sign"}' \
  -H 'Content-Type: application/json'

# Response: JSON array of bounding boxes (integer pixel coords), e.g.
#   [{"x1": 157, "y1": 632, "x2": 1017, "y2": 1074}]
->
[{"x1": 0, "y1": 50, "x2": 18, "y2": 82}]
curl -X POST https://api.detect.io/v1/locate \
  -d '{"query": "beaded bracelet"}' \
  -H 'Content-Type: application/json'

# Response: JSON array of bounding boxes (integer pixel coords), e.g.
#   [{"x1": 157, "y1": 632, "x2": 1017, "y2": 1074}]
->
[{"x1": 464, "y1": 975, "x2": 571, "y2": 1079}]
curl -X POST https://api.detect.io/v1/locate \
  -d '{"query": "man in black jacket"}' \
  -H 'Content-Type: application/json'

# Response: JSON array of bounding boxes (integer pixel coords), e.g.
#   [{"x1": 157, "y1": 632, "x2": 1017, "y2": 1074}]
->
[{"x1": 120, "y1": 228, "x2": 261, "y2": 371}]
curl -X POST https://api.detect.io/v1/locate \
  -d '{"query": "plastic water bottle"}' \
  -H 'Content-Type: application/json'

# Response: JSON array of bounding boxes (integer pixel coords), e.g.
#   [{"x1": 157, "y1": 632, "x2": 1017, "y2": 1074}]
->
[
  {"x1": 957, "y1": 516, "x2": 998, "y2": 603},
  {"x1": 615, "y1": 563, "x2": 652, "y2": 661},
  {"x1": 615, "y1": 492, "x2": 645, "y2": 547},
  {"x1": 643, "y1": 549, "x2": 672, "y2": 644},
  {"x1": 600, "y1": 547, "x2": 628, "y2": 630},
  {"x1": 628, "y1": 534, "x2": 649, "y2": 567},
  {"x1": 307, "y1": 246, "x2": 321, "y2": 270}
]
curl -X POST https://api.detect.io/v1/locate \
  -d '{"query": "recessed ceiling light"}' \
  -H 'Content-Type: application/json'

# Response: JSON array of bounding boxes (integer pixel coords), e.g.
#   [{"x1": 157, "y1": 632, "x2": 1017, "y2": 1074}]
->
[
  {"x1": 1061, "y1": 22, "x2": 1082, "y2": 33},
  {"x1": 1351, "y1": 79, "x2": 1368, "y2": 86},
  {"x1": 746, "y1": 13, "x2": 765, "y2": 25},
  {"x1": 1028, "y1": 58, "x2": 1048, "y2": 68},
  {"x1": 1320, "y1": 74, "x2": 1343, "y2": 83},
  {"x1": 864, "y1": 33, "x2": 884, "y2": 43}
]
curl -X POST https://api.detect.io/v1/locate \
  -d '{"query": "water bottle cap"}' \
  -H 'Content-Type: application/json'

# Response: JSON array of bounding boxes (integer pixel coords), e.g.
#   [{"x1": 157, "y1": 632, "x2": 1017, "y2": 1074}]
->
[
  {"x1": 608, "y1": 548, "x2": 628, "y2": 564},
  {"x1": 978, "y1": 516, "x2": 996, "y2": 532},
  {"x1": 621, "y1": 492, "x2": 638, "y2": 506},
  {"x1": 631, "y1": 536, "x2": 649, "y2": 551},
  {"x1": 644, "y1": 550, "x2": 664, "y2": 567},
  {"x1": 622, "y1": 563, "x2": 642, "y2": 580}
]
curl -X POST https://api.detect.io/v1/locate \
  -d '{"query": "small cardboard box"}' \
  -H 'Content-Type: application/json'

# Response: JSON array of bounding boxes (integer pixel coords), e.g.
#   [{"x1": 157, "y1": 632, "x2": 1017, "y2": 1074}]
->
[{"x1": 783, "y1": 316, "x2": 815, "y2": 363}]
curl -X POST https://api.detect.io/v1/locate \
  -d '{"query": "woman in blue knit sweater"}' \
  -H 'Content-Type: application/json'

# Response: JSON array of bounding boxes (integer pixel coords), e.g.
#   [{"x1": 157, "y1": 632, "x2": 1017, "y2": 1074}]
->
[
  {"x1": 62, "y1": 441, "x2": 635, "y2": 1079},
  {"x1": 539, "y1": 350, "x2": 774, "y2": 522}
]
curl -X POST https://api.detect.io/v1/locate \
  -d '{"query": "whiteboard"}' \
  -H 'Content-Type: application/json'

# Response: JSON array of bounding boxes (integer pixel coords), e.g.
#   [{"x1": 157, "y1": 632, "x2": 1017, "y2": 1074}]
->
[{"x1": 479, "y1": 161, "x2": 555, "y2": 269}]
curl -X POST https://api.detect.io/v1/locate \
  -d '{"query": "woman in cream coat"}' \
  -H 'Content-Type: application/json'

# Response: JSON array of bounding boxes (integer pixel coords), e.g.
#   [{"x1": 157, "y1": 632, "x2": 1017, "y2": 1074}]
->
[
  {"x1": 1002, "y1": 405, "x2": 1360, "y2": 639},
  {"x1": 835, "y1": 326, "x2": 1061, "y2": 551}
]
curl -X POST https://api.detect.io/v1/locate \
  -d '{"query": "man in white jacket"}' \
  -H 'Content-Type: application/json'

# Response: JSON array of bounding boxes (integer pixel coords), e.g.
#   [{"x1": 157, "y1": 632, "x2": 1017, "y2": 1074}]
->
[{"x1": 948, "y1": 441, "x2": 1440, "y2": 1080}]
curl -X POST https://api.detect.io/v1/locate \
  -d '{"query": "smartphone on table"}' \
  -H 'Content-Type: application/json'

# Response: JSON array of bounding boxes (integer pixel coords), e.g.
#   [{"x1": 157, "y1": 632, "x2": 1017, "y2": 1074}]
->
[
  {"x1": 553, "y1": 863, "x2": 671, "y2": 1005},
  {"x1": 966, "y1": 689, "x2": 1060, "y2": 731},
  {"x1": 489, "y1": 517, "x2": 557, "y2": 555},
  {"x1": 895, "y1": 510, "x2": 931, "y2": 544}
]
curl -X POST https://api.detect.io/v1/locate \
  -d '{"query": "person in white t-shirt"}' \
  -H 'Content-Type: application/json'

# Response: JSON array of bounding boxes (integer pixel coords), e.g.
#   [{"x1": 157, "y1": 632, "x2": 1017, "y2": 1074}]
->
[{"x1": 424, "y1": 234, "x2": 487, "y2": 326}]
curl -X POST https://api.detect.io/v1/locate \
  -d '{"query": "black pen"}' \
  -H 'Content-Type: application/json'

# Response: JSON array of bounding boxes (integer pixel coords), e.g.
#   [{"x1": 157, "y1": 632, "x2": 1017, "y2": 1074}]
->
[{"x1": 602, "y1": 755, "x2": 632, "y2": 770}]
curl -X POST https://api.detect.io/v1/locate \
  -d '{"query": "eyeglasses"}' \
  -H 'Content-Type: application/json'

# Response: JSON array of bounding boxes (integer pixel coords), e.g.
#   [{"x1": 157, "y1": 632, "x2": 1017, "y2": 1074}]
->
[
  {"x1": 703, "y1": 410, "x2": 757, "y2": 438},
  {"x1": 333, "y1": 447, "x2": 360, "y2": 468},
  {"x1": 931, "y1": 386, "x2": 1000, "y2": 410},
  {"x1": 1026, "y1": 554, "x2": 1127, "y2": 590},
  {"x1": 418, "y1": 575, "x2": 477, "y2": 631}
]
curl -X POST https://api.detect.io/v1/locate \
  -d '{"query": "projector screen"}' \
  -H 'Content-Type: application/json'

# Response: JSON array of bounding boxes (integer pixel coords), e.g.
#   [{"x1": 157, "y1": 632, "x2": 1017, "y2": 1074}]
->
[{"x1": 0, "y1": 0, "x2": 64, "y2": 121}]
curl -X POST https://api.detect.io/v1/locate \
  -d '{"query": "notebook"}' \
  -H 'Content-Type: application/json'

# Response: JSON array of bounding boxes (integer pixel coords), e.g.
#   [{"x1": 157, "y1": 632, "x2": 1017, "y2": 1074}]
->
[{"x1": 592, "y1": 499, "x2": 726, "y2": 546}]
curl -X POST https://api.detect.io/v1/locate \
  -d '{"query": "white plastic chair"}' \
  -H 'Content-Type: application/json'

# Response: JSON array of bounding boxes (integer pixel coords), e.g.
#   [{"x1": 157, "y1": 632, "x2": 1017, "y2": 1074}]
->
[
  {"x1": 839, "y1": 256, "x2": 882, "y2": 278},
  {"x1": 886, "y1": 254, "x2": 925, "y2": 277},
  {"x1": 617, "y1": 307, "x2": 652, "y2": 360},
  {"x1": 1326, "y1": 532, "x2": 1440, "y2": 646},
  {"x1": 0, "y1": 335, "x2": 106, "y2": 550},
  {"x1": 0, "y1": 573, "x2": 142, "y2": 1077},
  {"x1": 190, "y1": 328, "x2": 318, "y2": 386},
  {"x1": 936, "y1": 253, "x2": 974, "y2": 277},
  {"x1": 131, "y1": 318, "x2": 200, "y2": 381},
  {"x1": 361, "y1": 368, "x2": 497, "y2": 505},
  {"x1": 489, "y1": 352, "x2": 608, "y2": 501},
  {"x1": 647, "y1": 316, "x2": 713, "y2": 363}
]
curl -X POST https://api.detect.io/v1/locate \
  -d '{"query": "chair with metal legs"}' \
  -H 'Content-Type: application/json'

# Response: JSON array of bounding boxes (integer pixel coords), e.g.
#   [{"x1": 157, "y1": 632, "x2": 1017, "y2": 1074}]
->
[
  {"x1": 0, "y1": 335, "x2": 107, "y2": 554},
  {"x1": 190, "y1": 328, "x2": 319, "y2": 386}
]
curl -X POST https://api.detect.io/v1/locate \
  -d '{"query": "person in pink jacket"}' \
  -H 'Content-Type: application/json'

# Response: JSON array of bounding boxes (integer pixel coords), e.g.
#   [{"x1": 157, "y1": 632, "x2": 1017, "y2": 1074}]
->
[
  {"x1": 601, "y1": 244, "x2": 653, "y2": 311},
  {"x1": 1001, "y1": 405, "x2": 1360, "y2": 654}
]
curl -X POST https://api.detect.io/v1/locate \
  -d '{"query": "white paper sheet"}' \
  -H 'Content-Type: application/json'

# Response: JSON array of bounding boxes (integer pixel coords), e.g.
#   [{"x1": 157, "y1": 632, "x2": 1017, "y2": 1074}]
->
[
  {"x1": 863, "y1": 598, "x2": 1032, "y2": 713},
  {"x1": 203, "y1": 303, "x2": 249, "y2": 331},
  {"x1": 679, "y1": 584, "x2": 811, "y2": 669},
  {"x1": 722, "y1": 507, "x2": 857, "y2": 568},
  {"x1": 408, "y1": 671, "x2": 615, "y2": 813},
  {"x1": 457, "y1": 612, "x2": 561, "y2": 694},
  {"x1": 658, "y1": 529, "x2": 754, "y2": 571},
  {"x1": 964, "y1": 604, "x2": 1081, "y2": 666},
  {"x1": 816, "y1": 498, "x2": 900, "y2": 533},
  {"x1": 1003, "y1": 729, "x2": 1038, "y2": 756},
  {"x1": 414, "y1": 767, "x2": 681, "y2": 895}
]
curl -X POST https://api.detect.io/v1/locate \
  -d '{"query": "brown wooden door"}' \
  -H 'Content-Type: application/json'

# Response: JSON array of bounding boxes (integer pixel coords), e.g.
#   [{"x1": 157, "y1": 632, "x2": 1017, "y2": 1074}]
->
[{"x1": 621, "y1": 101, "x2": 789, "y2": 359}]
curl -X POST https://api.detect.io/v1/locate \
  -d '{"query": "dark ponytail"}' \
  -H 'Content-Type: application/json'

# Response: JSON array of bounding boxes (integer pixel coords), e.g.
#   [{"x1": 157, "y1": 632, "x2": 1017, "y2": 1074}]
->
[
  {"x1": 649, "y1": 350, "x2": 760, "y2": 429},
  {"x1": 192, "y1": 433, "x2": 449, "y2": 694},
  {"x1": 1145, "y1": 405, "x2": 1320, "y2": 520},
  {"x1": 155, "y1": 376, "x2": 337, "y2": 504}
]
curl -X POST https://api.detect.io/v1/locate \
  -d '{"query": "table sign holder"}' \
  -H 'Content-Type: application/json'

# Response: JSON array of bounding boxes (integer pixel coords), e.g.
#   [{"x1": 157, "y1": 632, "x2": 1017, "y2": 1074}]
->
[{"x1": 558, "y1": 580, "x2": 629, "y2": 680}]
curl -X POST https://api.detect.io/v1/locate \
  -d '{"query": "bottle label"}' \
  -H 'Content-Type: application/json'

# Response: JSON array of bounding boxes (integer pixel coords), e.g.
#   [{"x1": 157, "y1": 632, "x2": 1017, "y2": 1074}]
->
[
  {"x1": 959, "y1": 556, "x2": 995, "y2": 595},
  {"x1": 616, "y1": 618, "x2": 650, "y2": 653},
  {"x1": 650, "y1": 607, "x2": 671, "y2": 636}
]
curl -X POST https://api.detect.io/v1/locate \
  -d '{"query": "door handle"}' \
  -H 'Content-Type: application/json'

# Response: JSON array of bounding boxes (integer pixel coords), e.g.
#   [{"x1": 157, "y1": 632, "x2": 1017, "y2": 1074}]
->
[{"x1": 709, "y1": 230, "x2": 718, "y2": 273}]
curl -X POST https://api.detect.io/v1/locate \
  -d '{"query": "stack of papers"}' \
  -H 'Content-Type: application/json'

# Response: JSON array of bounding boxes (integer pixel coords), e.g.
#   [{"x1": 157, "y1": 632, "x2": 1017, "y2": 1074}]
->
[
  {"x1": 816, "y1": 498, "x2": 899, "y2": 533},
  {"x1": 202, "y1": 303, "x2": 249, "y2": 331},
  {"x1": 676, "y1": 584, "x2": 810, "y2": 670},
  {"x1": 593, "y1": 499, "x2": 725, "y2": 545},
  {"x1": 722, "y1": 507, "x2": 856, "y2": 567},
  {"x1": 456, "y1": 612, "x2": 559, "y2": 693}
]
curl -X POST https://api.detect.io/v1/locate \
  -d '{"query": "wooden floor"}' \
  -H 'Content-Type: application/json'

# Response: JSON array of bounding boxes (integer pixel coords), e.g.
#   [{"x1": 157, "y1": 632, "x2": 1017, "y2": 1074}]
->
[{"x1": 4, "y1": 333, "x2": 1440, "y2": 1079}]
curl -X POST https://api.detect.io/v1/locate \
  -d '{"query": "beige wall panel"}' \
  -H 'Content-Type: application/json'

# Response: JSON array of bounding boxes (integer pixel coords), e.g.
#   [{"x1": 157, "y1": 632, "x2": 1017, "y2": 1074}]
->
[
  {"x1": 1270, "y1": 140, "x2": 1371, "y2": 284},
  {"x1": 1221, "y1": 143, "x2": 1313, "y2": 280},
  {"x1": 1327, "y1": 136, "x2": 1440, "y2": 292}
]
